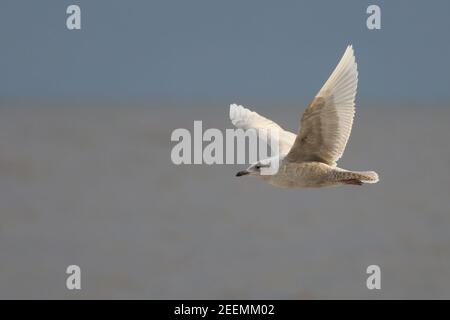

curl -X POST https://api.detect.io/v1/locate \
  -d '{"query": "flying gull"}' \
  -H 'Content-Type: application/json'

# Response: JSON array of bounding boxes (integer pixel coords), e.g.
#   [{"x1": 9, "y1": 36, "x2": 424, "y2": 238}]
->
[{"x1": 230, "y1": 45, "x2": 379, "y2": 188}]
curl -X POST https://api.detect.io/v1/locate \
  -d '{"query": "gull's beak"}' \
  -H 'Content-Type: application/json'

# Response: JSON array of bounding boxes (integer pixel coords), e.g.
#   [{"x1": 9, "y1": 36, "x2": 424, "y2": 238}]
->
[{"x1": 236, "y1": 170, "x2": 250, "y2": 177}]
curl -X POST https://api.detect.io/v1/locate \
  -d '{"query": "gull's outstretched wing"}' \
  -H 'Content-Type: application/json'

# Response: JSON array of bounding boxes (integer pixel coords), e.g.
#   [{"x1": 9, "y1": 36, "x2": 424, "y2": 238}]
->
[
  {"x1": 286, "y1": 45, "x2": 358, "y2": 166},
  {"x1": 229, "y1": 104, "x2": 296, "y2": 155}
]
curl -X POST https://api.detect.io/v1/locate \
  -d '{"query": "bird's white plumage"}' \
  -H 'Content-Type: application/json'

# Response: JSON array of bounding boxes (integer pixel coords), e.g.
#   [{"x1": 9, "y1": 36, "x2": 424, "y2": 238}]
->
[
  {"x1": 315, "y1": 44, "x2": 358, "y2": 163},
  {"x1": 229, "y1": 104, "x2": 296, "y2": 155},
  {"x1": 286, "y1": 45, "x2": 358, "y2": 165}
]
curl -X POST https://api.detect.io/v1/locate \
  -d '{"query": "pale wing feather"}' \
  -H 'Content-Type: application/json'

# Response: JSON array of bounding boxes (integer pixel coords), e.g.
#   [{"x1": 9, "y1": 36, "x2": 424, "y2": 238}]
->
[
  {"x1": 286, "y1": 45, "x2": 358, "y2": 165},
  {"x1": 229, "y1": 104, "x2": 296, "y2": 155}
]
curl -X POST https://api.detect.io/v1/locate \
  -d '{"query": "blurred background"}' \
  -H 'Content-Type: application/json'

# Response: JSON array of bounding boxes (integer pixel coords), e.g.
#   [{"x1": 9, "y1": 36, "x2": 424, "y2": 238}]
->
[{"x1": 1, "y1": 0, "x2": 450, "y2": 299}]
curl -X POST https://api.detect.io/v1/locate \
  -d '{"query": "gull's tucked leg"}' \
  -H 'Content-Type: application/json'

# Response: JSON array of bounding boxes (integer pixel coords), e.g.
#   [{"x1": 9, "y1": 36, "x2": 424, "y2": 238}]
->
[{"x1": 340, "y1": 179, "x2": 363, "y2": 186}]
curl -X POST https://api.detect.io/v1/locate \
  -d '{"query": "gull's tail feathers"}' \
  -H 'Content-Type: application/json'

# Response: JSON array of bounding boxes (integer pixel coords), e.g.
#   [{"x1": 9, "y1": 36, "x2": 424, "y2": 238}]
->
[
  {"x1": 351, "y1": 170, "x2": 379, "y2": 184},
  {"x1": 334, "y1": 169, "x2": 380, "y2": 185}
]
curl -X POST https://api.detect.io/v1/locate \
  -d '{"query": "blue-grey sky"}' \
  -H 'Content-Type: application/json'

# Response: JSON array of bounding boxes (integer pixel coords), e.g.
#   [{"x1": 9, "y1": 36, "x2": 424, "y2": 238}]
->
[{"x1": 1, "y1": 0, "x2": 449, "y2": 105}]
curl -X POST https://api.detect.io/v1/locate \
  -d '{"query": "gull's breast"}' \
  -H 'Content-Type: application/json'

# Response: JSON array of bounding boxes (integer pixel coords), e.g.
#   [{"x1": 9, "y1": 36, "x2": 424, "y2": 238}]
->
[{"x1": 266, "y1": 161, "x2": 335, "y2": 188}]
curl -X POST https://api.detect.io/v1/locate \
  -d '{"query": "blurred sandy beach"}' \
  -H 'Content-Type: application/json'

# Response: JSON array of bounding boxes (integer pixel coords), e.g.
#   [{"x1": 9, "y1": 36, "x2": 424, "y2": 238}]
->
[{"x1": 1, "y1": 103, "x2": 449, "y2": 299}]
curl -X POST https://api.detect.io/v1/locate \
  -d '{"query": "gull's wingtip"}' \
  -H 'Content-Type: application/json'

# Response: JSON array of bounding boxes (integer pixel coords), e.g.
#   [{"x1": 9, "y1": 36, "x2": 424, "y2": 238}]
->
[
  {"x1": 230, "y1": 103, "x2": 241, "y2": 112},
  {"x1": 229, "y1": 103, "x2": 242, "y2": 122},
  {"x1": 229, "y1": 104, "x2": 234, "y2": 121},
  {"x1": 346, "y1": 44, "x2": 355, "y2": 56},
  {"x1": 344, "y1": 44, "x2": 353, "y2": 54}
]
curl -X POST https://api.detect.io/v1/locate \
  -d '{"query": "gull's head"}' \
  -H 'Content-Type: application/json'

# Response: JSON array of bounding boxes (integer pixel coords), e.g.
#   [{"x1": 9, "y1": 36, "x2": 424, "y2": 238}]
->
[
  {"x1": 235, "y1": 157, "x2": 279, "y2": 177},
  {"x1": 235, "y1": 162, "x2": 263, "y2": 177}
]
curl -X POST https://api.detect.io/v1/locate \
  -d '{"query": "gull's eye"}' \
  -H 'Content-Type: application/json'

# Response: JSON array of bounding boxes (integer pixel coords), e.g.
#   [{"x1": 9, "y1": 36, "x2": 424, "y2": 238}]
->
[{"x1": 255, "y1": 164, "x2": 261, "y2": 169}]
